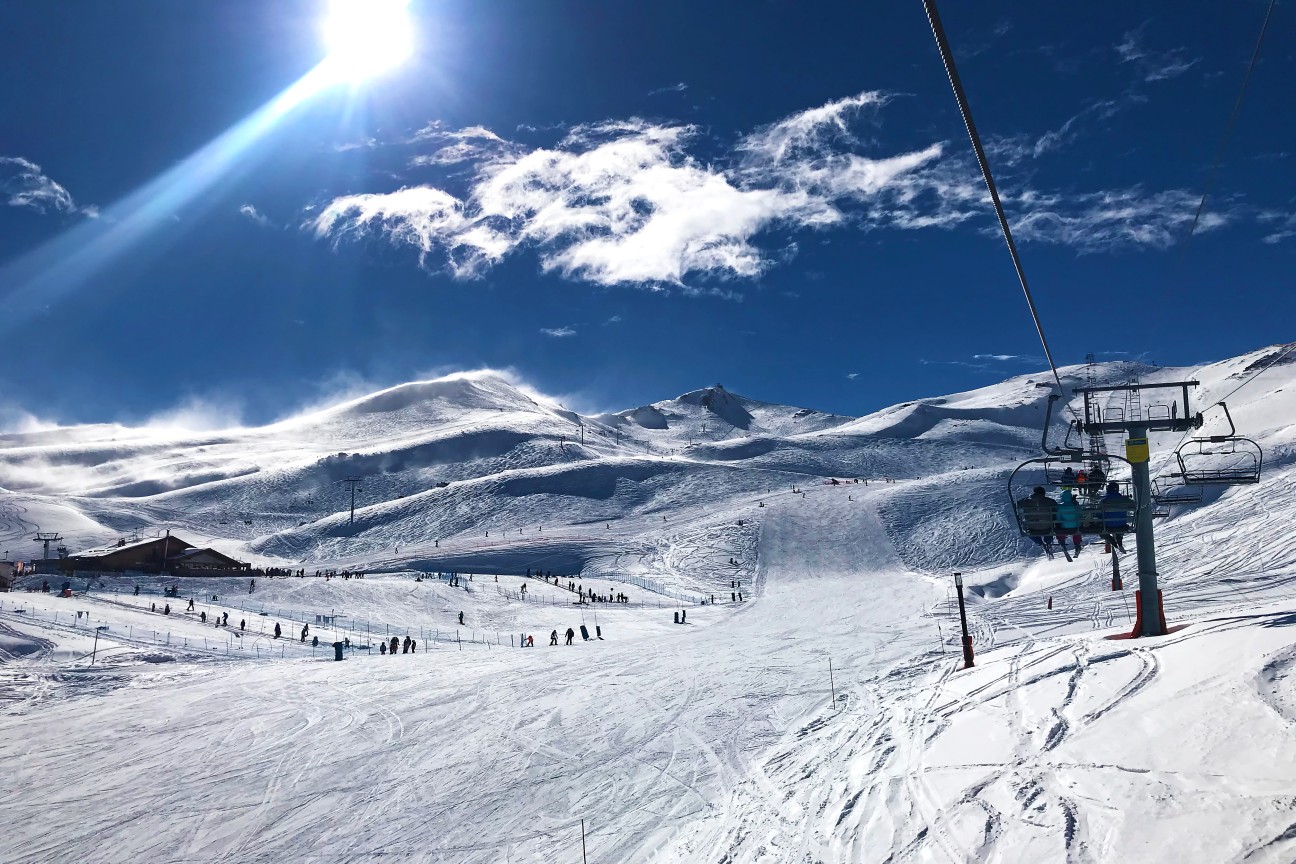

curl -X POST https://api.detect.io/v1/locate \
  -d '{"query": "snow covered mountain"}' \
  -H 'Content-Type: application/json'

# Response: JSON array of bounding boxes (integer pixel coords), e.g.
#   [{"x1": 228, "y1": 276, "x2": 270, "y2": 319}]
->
[{"x1": 3, "y1": 343, "x2": 1296, "y2": 863}]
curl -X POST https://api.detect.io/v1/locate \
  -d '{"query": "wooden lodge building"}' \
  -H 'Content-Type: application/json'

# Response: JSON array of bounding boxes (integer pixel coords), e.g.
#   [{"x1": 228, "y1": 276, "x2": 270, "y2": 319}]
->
[{"x1": 60, "y1": 535, "x2": 248, "y2": 576}]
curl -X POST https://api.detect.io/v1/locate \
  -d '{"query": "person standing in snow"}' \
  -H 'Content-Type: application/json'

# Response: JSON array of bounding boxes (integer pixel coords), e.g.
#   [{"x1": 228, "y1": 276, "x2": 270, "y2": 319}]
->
[
  {"x1": 681, "y1": 609, "x2": 686, "y2": 624},
  {"x1": 274, "y1": 622, "x2": 281, "y2": 639},
  {"x1": 565, "y1": 627, "x2": 575, "y2": 645},
  {"x1": 390, "y1": 636, "x2": 399, "y2": 655},
  {"x1": 380, "y1": 642, "x2": 387, "y2": 655},
  {"x1": 550, "y1": 629, "x2": 559, "y2": 646},
  {"x1": 409, "y1": 638, "x2": 416, "y2": 652},
  {"x1": 240, "y1": 619, "x2": 245, "y2": 631},
  {"x1": 187, "y1": 598, "x2": 195, "y2": 611}
]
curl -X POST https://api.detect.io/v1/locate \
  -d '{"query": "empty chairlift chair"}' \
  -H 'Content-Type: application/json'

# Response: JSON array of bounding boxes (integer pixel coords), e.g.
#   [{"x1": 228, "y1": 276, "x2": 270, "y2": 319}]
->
[{"x1": 1174, "y1": 402, "x2": 1262, "y2": 486}]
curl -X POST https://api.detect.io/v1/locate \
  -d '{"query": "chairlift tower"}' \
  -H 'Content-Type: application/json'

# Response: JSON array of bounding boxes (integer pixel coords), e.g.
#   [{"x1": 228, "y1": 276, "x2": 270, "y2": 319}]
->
[
  {"x1": 343, "y1": 476, "x2": 363, "y2": 526},
  {"x1": 1075, "y1": 381, "x2": 1203, "y2": 636},
  {"x1": 33, "y1": 532, "x2": 63, "y2": 560}
]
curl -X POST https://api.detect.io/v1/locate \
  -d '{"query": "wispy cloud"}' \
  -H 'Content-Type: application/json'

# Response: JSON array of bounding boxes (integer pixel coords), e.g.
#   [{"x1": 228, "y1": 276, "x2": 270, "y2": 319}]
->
[
  {"x1": 408, "y1": 123, "x2": 522, "y2": 167},
  {"x1": 1259, "y1": 210, "x2": 1296, "y2": 245},
  {"x1": 847, "y1": 372, "x2": 859, "y2": 380},
  {"x1": 972, "y1": 354, "x2": 1043, "y2": 363},
  {"x1": 604, "y1": 315, "x2": 623, "y2": 325},
  {"x1": 1, "y1": 156, "x2": 90, "y2": 216},
  {"x1": 1115, "y1": 23, "x2": 1198, "y2": 83},
  {"x1": 238, "y1": 204, "x2": 271, "y2": 227},
  {"x1": 540, "y1": 326, "x2": 577, "y2": 338},
  {"x1": 648, "y1": 82, "x2": 689, "y2": 96},
  {"x1": 310, "y1": 91, "x2": 1251, "y2": 287}
]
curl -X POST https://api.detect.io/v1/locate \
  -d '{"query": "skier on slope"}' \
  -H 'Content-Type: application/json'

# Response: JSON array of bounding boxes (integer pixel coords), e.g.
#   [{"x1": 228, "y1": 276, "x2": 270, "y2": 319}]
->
[
  {"x1": 565, "y1": 627, "x2": 575, "y2": 645},
  {"x1": 550, "y1": 629, "x2": 559, "y2": 646}
]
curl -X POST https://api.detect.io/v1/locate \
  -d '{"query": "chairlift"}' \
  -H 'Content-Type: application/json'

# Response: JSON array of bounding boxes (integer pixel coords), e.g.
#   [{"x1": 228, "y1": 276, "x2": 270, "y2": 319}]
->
[
  {"x1": 1151, "y1": 478, "x2": 1203, "y2": 506},
  {"x1": 1174, "y1": 402, "x2": 1262, "y2": 486},
  {"x1": 1008, "y1": 454, "x2": 1138, "y2": 539}
]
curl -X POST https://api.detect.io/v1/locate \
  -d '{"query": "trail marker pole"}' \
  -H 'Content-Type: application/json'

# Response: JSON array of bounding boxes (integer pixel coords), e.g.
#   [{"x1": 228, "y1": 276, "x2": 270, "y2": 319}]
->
[
  {"x1": 828, "y1": 658, "x2": 836, "y2": 709},
  {"x1": 954, "y1": 572, "x2": 973, "y2": 669},
  {"x1": 581, "y1": 819, "x2": 587, "y2": 864}
]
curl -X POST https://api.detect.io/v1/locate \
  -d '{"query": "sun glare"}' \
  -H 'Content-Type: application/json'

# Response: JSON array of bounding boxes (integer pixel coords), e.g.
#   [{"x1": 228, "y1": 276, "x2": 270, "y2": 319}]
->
[{"x1": 322, "y1": 0, "x2": 414, "y2": 82}]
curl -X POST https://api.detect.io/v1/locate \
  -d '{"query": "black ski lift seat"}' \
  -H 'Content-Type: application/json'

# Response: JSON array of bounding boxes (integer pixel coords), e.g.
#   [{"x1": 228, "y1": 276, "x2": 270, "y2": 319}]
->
[
  {"x1": 1151, "y1": 478, "x2": 1204, "y2": 506},
  {"x1": 1009, "y1": 456, "x2": 1137, "y2": 539},
  {"x1": 1173, "y1": 402, "x2": 1262, "y2": 486}
]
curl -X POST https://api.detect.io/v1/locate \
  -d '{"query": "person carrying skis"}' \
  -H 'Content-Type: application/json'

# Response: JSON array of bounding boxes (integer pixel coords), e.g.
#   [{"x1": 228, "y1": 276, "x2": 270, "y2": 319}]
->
[
  {"x1": 1100, "y1": 481, "x2": 1135, "y2": 552},
  {"x1": 1018, "y1": 486, "x2": 1059, "y2": 557}
]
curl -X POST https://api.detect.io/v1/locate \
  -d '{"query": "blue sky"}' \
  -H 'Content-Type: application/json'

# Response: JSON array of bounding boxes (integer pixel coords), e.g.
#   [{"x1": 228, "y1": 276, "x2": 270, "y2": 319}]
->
[{"x1": 1, "y1": 0, "x2": 1293, "y2": 428}]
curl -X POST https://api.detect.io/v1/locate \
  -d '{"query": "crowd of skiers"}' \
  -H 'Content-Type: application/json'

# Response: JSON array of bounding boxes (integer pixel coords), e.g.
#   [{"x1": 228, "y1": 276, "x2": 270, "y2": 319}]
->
[{"x1": 1017, "y1": 476, "x2": 1135, "y2": 561}]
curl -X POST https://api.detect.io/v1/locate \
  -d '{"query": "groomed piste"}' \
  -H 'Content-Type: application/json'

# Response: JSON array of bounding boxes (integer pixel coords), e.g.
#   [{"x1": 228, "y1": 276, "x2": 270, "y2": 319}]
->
[{"x1": 2, "y1": 344, "x2": 1296, "y2": 862}]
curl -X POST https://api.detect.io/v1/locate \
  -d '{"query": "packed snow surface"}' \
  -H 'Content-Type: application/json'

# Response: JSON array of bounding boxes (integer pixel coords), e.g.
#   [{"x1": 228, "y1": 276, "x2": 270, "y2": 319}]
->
[{"x1": 2, "y1": 348, "x2": 1296, "y2": 862}]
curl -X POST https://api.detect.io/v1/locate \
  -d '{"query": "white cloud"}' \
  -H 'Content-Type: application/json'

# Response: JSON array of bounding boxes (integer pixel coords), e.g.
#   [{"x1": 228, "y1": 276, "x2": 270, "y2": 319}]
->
[
  {"x1": 973, "y1": 354, "x2": 1043, "y2": 363},
  {"x1": 847, "y1": 372, "x2": 859, "y2": 380},
  {"x1": 1116, "y1": 24, "x2": 1198, "y2": 83},
  {"x1": 540, "y1": 326, "x2": 576, "y2": 338},
  {"x1": 648, "y1": 82, "x2": 689, "y2": 96},
  {"x1": 408, "y1": 124, "x2": 522, "y2": 167},
  {"x1": 604, "y1": 315, "x2": 623, "y2": 324},
  {"x1": 238, "y1": 204, "x2": 271, "y2": 227},
  {"x1": 1, "y1": 155, "x2": 84, "y2": 215},
  {"x1": 310, "y1": 91, "x2": 1254, "y2": 285},
  {"x1": 1259, "y1": 210, "x2": 1296, "y2": 245}
]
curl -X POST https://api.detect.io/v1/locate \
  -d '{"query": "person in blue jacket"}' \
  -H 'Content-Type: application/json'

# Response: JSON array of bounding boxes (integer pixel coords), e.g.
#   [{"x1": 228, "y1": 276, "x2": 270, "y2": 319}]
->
[
  {"x1": 1055, "y1": 488, "x2": 1083, "y2": 554},
  {"x1": 1100, "y1": 481, "x2": 1134, "y2": 552}
]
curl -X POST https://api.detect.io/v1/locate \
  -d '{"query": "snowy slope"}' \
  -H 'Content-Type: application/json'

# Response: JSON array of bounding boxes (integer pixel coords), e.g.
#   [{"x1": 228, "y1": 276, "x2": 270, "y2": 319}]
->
[{"x1": 2, "y1": 344, "x2": 1296, "y2": 863}]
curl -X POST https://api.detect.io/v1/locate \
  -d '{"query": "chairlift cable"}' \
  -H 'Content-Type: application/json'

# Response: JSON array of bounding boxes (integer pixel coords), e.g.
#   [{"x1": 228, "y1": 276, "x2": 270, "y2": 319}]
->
[
  {"x1": 1181, "y1": 0, "x2": 1278, "y2": 247},
  {"x1": 920, "y1": 0, "x2": 1068, "y2": 402}
]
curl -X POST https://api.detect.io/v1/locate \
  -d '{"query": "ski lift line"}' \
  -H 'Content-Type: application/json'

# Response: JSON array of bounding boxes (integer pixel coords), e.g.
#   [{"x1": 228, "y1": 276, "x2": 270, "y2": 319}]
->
[
  {"x1": 1182, "y1": 0, "x2": 1278, "y2": 247},
  {"x1": 920, "y1": 0, "x2": 1068, "y2": 403}
]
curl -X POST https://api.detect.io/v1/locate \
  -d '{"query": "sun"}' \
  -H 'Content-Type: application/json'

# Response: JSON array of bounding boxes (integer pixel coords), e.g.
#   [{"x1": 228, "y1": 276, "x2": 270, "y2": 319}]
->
[{"x1": 322, "y1": 0, "x2": 414, "y2": 82}]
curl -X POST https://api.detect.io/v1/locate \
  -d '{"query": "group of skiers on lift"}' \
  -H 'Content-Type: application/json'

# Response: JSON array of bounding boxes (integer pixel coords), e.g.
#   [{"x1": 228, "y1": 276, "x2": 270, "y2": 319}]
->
[{"x1": 1018, "y1": 467, "x2": 1135, "y2": 560}]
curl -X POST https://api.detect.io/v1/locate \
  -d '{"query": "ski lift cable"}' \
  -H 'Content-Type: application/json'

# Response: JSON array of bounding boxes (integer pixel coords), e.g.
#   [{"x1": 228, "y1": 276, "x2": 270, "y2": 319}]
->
[
  {"x1": 1182, "y1": 0, "x2": 1278, "y2": 247},
  {"x1": 920, "y1": 0, "x2": 1069, "y2": 404}
]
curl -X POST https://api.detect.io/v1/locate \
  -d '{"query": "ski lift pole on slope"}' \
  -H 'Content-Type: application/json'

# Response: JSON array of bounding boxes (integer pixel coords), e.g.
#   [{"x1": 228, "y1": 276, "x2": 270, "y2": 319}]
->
[{"x1": 954, "y1": 573, "x2": 973, "y2": 669}]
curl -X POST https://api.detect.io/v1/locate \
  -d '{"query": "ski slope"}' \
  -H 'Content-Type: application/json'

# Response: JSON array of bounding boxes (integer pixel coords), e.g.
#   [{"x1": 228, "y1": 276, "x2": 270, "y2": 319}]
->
[{"x1": 2, "y1": 344, "x2": 1296, "y2": 862}]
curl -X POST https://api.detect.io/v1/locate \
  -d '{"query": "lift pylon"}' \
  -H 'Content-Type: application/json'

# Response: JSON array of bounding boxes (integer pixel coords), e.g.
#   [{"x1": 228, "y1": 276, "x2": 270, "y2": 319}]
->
[
  {"x1": 33, "y1": 532, "x2": 63, "y2": 561},
  {"x1": 1075, "y1": 382, "x2": 1203, "y2": 637}
]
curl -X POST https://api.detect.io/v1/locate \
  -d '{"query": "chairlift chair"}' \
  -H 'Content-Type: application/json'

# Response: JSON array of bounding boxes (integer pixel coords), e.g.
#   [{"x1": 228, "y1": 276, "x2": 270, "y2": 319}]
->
[
  {"x1": 1008, "y1": 454, "x2": 1138, "y2": 539},
  {"x1": 1174, "y1": 402, "x2": 1262, "y2": 486}
]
